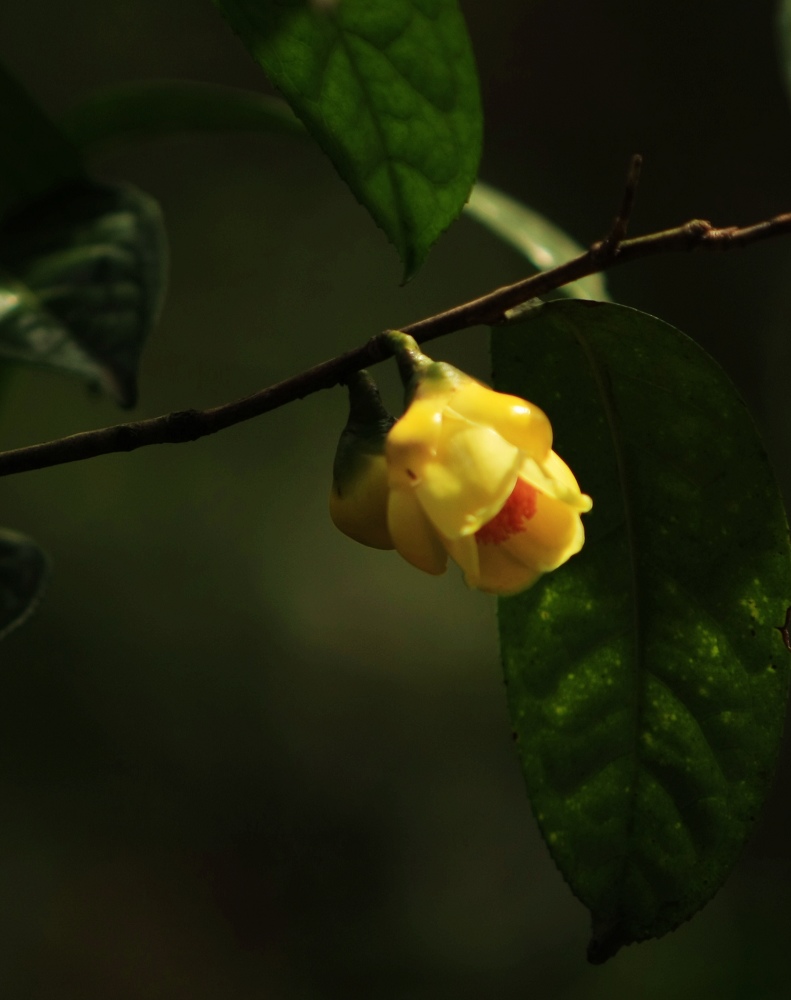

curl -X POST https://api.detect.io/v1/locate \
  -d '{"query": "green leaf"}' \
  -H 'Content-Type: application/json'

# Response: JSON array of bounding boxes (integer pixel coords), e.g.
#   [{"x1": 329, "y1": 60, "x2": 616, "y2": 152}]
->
[
  {"x1": 212, "y1": 0, "x2": 483, "y2": 279},
  {"x1": 493, "y1": 300, "x2": 791, "y2": 961},
  {"x1": 61, "y1": 79, "x2": 305, "y2": 156},
  {"x1": 777, "y1": 0, "x2": 791, "y2": 105},
  {"x1": 0, "y1": 528, "x2": 48, "y2": 639},
  {"x1": 465, "y1": 181, "x2": 609, "y2": 302},
  {"x1": 0, "y1": 179, "x2": 168, "y2": 407},
  {"x1": 0, "y1": 61, "x2": 85, "y2": 213}
]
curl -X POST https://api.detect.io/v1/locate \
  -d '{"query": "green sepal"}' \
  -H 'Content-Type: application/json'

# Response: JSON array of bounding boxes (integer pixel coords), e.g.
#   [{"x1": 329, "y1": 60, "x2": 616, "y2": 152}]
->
[
  {"x1": 385, "y1": 330, "x2": 464, "y2": 405},
  {"x1": 332, "y1": 370, "x2": 395, "y2": 493}
]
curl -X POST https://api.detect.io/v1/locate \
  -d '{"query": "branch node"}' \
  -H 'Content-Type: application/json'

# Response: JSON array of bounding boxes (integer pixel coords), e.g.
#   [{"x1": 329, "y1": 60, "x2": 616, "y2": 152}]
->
[
  {"x1": 368, "y1": 331, "x2": 397, "y2": 365},
  {"x1": 113, "y1": 424, "x2": 140, "y2": 452},
  {"x1": 165, "y1": 409, "x2": 203, "y2": 443},
  {"x1": 680, "y1": 219, "x2": 715, "y2": 249}
]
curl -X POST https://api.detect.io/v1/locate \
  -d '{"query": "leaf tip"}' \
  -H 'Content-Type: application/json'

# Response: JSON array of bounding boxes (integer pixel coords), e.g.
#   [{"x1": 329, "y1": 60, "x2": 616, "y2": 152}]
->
[
  {"x1": 399, "y1": 256, "x2": 421, "y2": 285},
  {"x1": 114, "y1": 374, "x2": 138, "y2": 409},
  {"x1": 0, "y1": 529, "x2": 50, "y2": 641},
  {"x1": 587, "y1": 915, "x2": 628, "y2": 965}
]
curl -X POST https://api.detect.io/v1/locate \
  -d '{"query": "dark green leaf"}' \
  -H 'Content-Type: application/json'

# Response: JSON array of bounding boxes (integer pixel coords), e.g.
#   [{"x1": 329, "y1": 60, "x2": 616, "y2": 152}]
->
[
  {"x1": 465, "y1": 182, "x2": 609, "y2": 301},
  {"x1": 0, "y1": 62, "x2": 85, "y2": 213},
  {"x1": 61, "y1": 79, "x2": 305, "y2": 155},
  {"x1": 212, "y1": 0, "x2": 483, "y2": 278},
  {"x1": 493, "y1": 300, "x2": 791, "y2": 960},
  {"x1": 0, "y1": 528, "x2": 48, "y2": 639},
  {"x1": 777, "y1": 0, "x2": 791, "y2": 107},
  {"x1": 0, "y1": 180, "x2": 168, "y2": 407}
]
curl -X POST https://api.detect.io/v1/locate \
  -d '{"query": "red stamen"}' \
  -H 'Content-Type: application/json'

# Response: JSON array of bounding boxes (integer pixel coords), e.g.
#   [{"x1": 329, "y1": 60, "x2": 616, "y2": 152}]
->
[{"x1": 476, "y1": 478, "x2": 538, "y2": 545}]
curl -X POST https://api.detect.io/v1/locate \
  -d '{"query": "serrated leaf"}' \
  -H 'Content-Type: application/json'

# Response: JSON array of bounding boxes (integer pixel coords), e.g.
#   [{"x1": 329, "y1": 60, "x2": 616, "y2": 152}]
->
[
  {"x1": 212, "y1": 0, "x2": 482, "y2": 279},
  {"x1": 493, "y1": 300, "x2": 791, "y2": 961},
  {"x1": 61, "y1": 79, "x2": 305, "y2": 155},
  {"x1": 0, "y1": 180, "x2": 168, "y2": 407},
  {"x1": 465, "y1": 181, "x2": 609, "y2": 301},
  {"x1": 0, "y1": 528, "x2": 48, "y2": 639}
]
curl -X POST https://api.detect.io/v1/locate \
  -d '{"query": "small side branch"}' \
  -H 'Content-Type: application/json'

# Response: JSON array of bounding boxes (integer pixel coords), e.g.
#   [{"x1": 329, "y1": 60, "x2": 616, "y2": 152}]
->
[
  {"x1": 592, "y1": 153, "x2": 644, "y2": 259},
  {"x1": 1, "y1": 205, "x2": 791, "y2": 479}
]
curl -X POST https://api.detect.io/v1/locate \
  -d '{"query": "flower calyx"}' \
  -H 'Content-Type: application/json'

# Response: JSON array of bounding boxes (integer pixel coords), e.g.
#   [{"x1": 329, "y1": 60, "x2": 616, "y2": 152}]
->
[{"x1": 329, "y1": 370, "x2": 395, "y2": 550}]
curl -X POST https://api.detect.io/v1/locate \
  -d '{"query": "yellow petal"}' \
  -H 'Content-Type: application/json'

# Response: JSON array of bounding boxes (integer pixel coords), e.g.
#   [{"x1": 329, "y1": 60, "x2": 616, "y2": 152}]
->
[
  {"x1": 443, "y1": 534, "x2": 481, "y2": 588},
  {"x1": 386, "y1": 397, "x2": 446, "y2": 489},
  {"x1": 518, "y1": 452, "x2": 592, "y2": 512},
  {"x1": 499, "y1": 488, "x2": 586, "y2": 573},
  {"x1": 415, "y1": 416, "x2": 521, "y2": 538},
  {"x1": 474, "y1": 541, "x2": 543, "y2": 595},
  {"x1": 448, "y1": 380, "x2": 553, "y2": 460},
  {"x1": 387, "y1": 487, "x2": 448, "y2": 575},
  {"x1": 329, "y1": 453, "x2": 394, "y2": 550}
]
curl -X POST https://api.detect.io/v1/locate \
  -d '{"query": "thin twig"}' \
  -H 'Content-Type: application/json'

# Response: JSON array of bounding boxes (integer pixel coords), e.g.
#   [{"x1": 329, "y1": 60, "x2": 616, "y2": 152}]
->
[
  {"x1": 594, "y1": 153, "x2": 644, "y2": 257},
  {"x1": 1, "y1": 208, "x2": 791, "y2": 479}
]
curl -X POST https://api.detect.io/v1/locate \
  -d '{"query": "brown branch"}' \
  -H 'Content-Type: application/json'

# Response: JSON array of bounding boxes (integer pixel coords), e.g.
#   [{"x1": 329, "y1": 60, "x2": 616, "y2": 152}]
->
[{"x1": 1, "y1": 208, "x2": 791, "y2": 479}]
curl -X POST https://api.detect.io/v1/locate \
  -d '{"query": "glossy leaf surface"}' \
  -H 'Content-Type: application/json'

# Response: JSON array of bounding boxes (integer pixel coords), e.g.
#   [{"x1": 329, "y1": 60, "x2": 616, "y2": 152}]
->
[
  {"x1": 212, "y1": 0, "x2": 482, "y2": 278},
  {"x1": 465, "y1": 182, "x2": 609, "y2": 301},
  {"x1": 493, "y1": 300, "x2": 791, "y2": 960},
  {"x1": 0, "y1": 528, "x2": 48, "y2": 639},
  {"x1": 0, "y1": 180, "x2": 167, "y2": 406}
]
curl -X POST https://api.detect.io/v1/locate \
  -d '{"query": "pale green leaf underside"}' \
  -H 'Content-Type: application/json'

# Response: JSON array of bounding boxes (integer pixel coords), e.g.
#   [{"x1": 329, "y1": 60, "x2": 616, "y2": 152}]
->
[
  {"x1": 0, "y1": 180, "x2": 167, "y2": 406},
  {"x1": 465, "y1": 182, "x2": 608, "y2": 301},
  {"x1": 493, "y1": 300, "x2": 791, "y2": 960},
  {"x1": 212, "y1": 0, "x2": 482, "y2": 278},
  {"x1": 0, "y1": 528, "x2": 48, "y2": 639}
]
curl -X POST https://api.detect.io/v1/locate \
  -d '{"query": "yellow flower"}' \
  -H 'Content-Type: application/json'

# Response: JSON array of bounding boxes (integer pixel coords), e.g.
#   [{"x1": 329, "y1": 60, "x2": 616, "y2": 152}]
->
[{"x1": 384, "y1": 336, "x2": 591, "y2": 595}]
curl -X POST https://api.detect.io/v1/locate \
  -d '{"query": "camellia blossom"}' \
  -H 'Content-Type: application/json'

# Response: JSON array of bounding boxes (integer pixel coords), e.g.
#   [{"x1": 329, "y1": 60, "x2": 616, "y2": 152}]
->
[{"x1": 384, "y1": 334, "x2": 592, "y2": 595}]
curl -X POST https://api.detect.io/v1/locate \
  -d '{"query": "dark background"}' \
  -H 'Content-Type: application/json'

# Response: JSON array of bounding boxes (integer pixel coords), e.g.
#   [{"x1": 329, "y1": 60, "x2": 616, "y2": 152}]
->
[{"x1": 0, "y1": 0, "x2": 790, "y2": 996}]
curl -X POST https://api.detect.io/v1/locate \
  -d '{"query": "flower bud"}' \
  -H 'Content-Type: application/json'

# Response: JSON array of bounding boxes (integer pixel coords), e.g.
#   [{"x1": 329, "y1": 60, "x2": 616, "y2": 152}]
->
[
  {"x1": 383, "y1": 336, "x2": 592, "y2": 594},
  {"x1": 329, "y1": 371, "x2": 396, "y2": 550}
]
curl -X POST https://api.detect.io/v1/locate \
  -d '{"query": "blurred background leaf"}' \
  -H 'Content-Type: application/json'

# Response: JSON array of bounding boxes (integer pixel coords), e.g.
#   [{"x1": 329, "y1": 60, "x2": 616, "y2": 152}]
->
[
  {"x1": 0, "y1": 61, "x2": 84, "y2": 214},
  {"x1": 494, "y1": 300, "x2": 791, "y2": 961},
  {"x1": 0, "y1": 179, "x2": 168, "y2": 407},
  {"x1": 465, "y1": 182, "x2": 609, "y2": 300},
  {"x1": 211, "y1": 0, "x2": 483, "y2": 279},
  {"x1": 61, "y1": 79, "x2": 305, "y2": 154},
  {"x1": 0, "y1": 527, "x2": 48, "y2": 638}
]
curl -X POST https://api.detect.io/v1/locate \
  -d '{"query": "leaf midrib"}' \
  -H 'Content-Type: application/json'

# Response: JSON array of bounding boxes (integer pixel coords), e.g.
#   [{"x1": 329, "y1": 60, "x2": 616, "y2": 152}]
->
[
  {"x1": 571, "y1": 322, "x2": 646, "y2": 904},
  {"x1": 330, "y1": 16, "x2": 409, "y2": 253}
]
